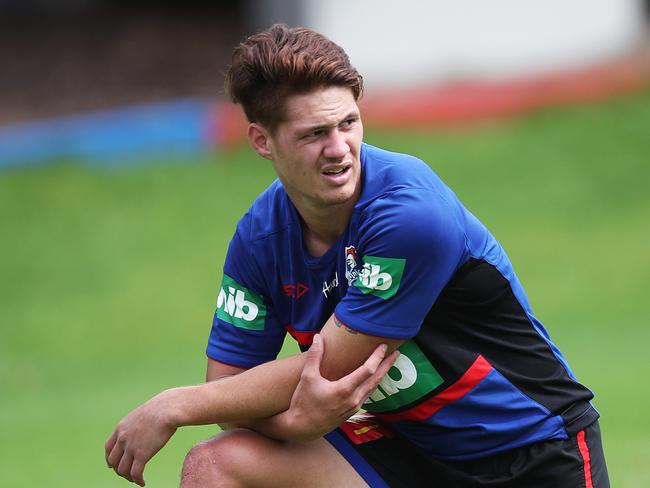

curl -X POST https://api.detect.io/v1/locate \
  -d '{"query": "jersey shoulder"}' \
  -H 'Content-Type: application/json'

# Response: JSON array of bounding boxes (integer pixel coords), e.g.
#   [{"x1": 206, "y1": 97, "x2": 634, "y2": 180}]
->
[
  {"x1": 358, "y1": 143, "x2": 464, "y2": 223},
  {"x1": 358, "y1": 143, "x2": 449, "y2": 208},
  {"x1": 234, "y1": 178, "x2": 297, "y2": 246}
]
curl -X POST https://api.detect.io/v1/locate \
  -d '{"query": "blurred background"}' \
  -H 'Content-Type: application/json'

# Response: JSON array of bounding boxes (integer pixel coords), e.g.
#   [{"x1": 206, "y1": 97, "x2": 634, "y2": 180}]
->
[{"x1": 1, "y1": 1, "x2": 649, "y2": 487}]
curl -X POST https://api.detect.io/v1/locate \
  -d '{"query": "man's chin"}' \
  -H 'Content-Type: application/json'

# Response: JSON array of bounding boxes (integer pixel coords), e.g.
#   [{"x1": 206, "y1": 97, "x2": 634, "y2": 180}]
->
[{"x1": 319, "y1": 192, "x2": 357, "y2": 208}]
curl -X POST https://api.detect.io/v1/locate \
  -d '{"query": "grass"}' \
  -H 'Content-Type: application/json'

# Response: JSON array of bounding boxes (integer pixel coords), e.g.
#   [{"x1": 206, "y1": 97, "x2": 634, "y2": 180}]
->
[{"x1": 1, "y1": 89, "x2": 649, "y2": 487}]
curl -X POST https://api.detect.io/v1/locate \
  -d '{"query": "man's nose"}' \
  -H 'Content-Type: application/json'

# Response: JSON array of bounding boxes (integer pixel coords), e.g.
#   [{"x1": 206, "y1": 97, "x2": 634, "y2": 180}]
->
[{"x1": 323, "y1": 129, "x2": 349, "y2": 159}]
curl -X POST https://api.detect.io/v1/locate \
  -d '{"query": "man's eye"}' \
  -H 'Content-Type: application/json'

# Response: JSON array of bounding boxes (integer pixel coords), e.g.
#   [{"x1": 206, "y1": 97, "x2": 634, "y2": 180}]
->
[{"x1": 340, "y1": 118, "x2": 355, "y2": 129}]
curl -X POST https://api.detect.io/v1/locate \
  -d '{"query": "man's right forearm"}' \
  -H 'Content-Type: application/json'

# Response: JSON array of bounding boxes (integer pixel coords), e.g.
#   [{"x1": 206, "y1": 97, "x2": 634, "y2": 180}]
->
[
  {"x1": 105, "y1": 352, "x2": 307, "y2": 487},
  {"x1": 165, "y1": 353, "x2": 306, "y2": 429}
]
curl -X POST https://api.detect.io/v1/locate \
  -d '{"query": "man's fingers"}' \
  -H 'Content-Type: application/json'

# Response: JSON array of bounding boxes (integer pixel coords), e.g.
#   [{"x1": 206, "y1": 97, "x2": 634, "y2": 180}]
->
[
  {"x1": 131, "y1": 458, "x2": 147, "y2": 487},
  {"x1": 107, "y1": 440, "x2": 125, "y2": 470},
  {"x1": 302, "y1": 333, "x2": 324, "y2": 378},
  {"x1": 376, "y1": 349, "x2": 400, "y2": 378},
  {"x1": 339, "y1": 343, "x2": 388, "y2": 389},
  {"x1": 358, "y1": 350, "x2": 400, "y2": 398},
  {"x1": 105, "y1": 430, "x2": 117, "y2": 467},
  {"x1": 117, "y1": 452, "x2": 135, "y2": 482}
]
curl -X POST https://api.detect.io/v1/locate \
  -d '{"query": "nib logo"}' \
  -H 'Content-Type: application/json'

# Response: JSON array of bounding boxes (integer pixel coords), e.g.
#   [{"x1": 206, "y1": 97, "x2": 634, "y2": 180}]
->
[
  {"x1": 359, "y1": 264, "x2": 393, "y2": 291},
  {"x1": 216, "y1": 274, "x2": 266, "y2": 330},
  {"x1": 363, "y1": 341, "x2": 443, "y2": 413},
  {"x1": 283, "y1": 283, "x2": 309, "y2": 299},
  {"x1": 354, "y1": 255, "x2": 406, "y2": 300}
]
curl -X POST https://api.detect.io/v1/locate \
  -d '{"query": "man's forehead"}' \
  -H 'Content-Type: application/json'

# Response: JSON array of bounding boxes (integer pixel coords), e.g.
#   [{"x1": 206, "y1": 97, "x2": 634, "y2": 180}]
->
[{"x1": 283, "y1": 86, "x2": 358, "y2": 127}]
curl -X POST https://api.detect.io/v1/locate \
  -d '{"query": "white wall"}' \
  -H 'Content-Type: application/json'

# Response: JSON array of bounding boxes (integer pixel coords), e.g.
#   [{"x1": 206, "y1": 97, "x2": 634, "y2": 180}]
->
[{"x1": 300, "y1": 0, "x2": 647, "y2": 88}]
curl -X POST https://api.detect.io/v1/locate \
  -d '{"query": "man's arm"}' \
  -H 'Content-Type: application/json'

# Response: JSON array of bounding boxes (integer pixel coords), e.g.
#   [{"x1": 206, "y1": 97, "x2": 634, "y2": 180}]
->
[
  {"x1": 206, "y1": 359, "x2": 246, "y2": 382},
  {"x1": 261, "y1": 325, "x2": 403, "y2": 441},
  {"x1": 105, "y1": 353, "x2": 306, "y2": 485},
  {"x1": 201, "y1": 315, "x2": 403, "y2": 441},
  {"x1": 207, "y1": 328, "x2": 401, "y2": 442},
  {"x1": 204, "y1": 359, "x2": 247, "y2": 431},
  {"x1": 267, "y1": 314, "x2": 403, "y2": 440},
  {"x1": 105, "y1": 315, "x2": 400, "y2": 485}
]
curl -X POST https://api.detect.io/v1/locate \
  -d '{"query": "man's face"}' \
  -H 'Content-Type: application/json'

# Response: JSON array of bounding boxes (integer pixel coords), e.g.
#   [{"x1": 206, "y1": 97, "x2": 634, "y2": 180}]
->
[{"x1": 264, "y1": 86, "x2": 363, "y2": 212}]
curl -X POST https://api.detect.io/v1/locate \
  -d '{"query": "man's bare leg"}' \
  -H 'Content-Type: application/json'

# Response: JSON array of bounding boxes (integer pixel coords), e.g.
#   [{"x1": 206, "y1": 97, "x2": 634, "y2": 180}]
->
[{"x1": 180, "y1": 428, "x2": 370, "y2": 488}]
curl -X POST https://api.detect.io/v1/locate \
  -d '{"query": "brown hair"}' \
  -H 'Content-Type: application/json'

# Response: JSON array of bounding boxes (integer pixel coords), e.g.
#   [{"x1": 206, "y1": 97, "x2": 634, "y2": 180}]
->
[{"x1": 225, "y1": 24, "x2": 363, "y2": 131}]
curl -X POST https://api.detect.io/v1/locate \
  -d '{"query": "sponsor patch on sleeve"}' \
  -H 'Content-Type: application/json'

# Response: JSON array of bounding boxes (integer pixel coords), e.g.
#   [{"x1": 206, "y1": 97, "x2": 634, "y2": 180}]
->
[
  {"x1": 353, "y1": 255, "x2": 406, "y2": 300},
  {"x1": 216, "y1": 274, "x2": 266, "y2": 330}
]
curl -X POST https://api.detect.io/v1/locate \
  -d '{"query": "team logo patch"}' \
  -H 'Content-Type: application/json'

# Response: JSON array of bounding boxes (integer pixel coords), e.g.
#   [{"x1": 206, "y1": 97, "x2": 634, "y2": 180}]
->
[
  {"x1": 354, "y1": 255, "x2": 406, "y2": 300},
  {"x1": 363, "y1": 341, "x2": 443, "y2": 413},
  {"x1": 344, "y1": 246, "x2": 360, "y2": 285},
  {"x1": 216, "y1": 274, "x2": 266, "y2": 330}
]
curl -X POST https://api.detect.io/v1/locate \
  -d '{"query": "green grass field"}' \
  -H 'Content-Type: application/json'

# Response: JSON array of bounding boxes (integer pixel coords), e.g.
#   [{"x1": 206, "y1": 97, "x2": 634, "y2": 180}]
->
[{"x1": 1, "y1": 90, "x2": 649, "y2": 487}]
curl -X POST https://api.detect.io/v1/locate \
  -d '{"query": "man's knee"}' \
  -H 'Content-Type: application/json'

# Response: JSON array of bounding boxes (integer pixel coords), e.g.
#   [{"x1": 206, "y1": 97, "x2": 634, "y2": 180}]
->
[{"x1": 180, "y1": 429, "x2": 270, "y2": 487}]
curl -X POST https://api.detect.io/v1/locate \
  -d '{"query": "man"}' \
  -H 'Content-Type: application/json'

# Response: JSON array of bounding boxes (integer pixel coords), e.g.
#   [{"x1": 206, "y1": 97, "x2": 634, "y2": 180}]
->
[{"x1": 106, "y1": 24, "x2": 609, "y2": 487}]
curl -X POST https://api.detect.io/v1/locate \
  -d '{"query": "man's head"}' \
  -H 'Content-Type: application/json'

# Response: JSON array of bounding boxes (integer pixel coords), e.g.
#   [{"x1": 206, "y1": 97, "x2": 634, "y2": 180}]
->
[
  {"x1": 225, "y1": 24, "x2": 363, "y2": 133},
  {"x1": 226, "y1": 25, "x2": 364, "y2": 225}
]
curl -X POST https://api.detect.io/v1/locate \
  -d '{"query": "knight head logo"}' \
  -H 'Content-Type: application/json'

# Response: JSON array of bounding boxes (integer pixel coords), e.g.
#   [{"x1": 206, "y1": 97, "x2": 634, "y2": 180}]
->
[{"x1": 345, "y1": 246, "x2": 360, "y2": 284}]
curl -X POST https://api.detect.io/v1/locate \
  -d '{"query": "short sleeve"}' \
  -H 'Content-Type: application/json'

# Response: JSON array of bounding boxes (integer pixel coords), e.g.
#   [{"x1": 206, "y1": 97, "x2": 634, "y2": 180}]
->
[
  {"x1": 335, "y1": 188, "x2": 466, "y2": 339},
  {"x1": 206, "y1": 217, "x2": 285, "y2": 369}
]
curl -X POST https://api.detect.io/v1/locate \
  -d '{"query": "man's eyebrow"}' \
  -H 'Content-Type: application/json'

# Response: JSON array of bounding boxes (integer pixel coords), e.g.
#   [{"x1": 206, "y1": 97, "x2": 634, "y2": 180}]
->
[
  {"x1": 340, "y1": 111, "x2": 360, "y2": 122},
  {"x1": 298, "y1": 111, "x2": 360, "y2": 133}
]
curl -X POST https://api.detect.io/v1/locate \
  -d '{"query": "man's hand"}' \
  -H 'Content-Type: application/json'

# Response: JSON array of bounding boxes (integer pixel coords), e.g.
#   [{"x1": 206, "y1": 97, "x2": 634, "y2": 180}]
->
[
  {"x1": 105, "y1": 390, "x2": 179, "y2": 486},
  {"x1": 279, "y1": 333, "x2": 399, "y2": 441}
]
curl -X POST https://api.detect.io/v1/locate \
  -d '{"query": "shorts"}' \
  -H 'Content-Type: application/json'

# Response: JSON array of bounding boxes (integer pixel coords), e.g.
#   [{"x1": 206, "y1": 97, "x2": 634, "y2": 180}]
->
[{"x1": 324, "y1": 417, "x2": 609, "y2": 488}]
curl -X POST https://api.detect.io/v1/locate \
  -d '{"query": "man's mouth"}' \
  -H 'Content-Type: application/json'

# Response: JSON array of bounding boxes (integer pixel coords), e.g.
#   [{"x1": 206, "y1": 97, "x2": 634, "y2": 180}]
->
[
  {"x1": 323, "y1": 167, "x2": 347, "y2": 175},
  {"x1": 322, "y1": 164, "x2": 350, "y2": 177}
]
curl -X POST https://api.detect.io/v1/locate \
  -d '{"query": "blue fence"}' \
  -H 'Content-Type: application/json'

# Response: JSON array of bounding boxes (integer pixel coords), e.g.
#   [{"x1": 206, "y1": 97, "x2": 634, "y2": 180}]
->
[{"x1": 0, "y1": 98, "x2": 217, "y2": 169}]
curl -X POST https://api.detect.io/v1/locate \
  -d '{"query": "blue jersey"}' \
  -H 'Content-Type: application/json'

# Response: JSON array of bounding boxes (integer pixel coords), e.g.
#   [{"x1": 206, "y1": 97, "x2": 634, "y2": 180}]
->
[{"x1": 206, "y1": 143, "x2": 598, "y2": 460}]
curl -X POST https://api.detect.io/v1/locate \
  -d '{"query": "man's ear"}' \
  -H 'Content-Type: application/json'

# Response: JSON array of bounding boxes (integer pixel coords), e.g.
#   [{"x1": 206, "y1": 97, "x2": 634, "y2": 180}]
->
[{"x1": 247, "y1": 123, "x2": 273, "y2": 160}]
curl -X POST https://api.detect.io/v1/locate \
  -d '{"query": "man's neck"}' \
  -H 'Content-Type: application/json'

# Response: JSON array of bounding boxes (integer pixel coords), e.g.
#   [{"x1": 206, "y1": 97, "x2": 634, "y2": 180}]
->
[{"x1": 298, "y1": 199, "x2": 356, "y2": 257}]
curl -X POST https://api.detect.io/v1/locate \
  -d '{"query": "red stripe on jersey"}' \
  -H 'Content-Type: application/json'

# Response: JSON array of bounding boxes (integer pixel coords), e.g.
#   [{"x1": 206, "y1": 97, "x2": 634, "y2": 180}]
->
[
  {"x1": 577, "y1": 430, "x2": 594, "y2": 488},
  {"x1": 375, "y1": 355, "x2": 493, "y2": 422},
  {"x1": 285, "y1": 324, "x2": 316, "y2": 347}
]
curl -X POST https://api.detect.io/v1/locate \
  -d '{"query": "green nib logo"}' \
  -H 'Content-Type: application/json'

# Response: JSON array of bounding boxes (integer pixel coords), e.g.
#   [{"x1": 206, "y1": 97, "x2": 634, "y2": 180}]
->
[
  {"x1": 354, "y1": 255, "x2": 406, "y2": 300},
  {"x1": 216, "y1": 274, "x2": 266, "y2": 330},
  {"x1": 363, "y1": 341, "x2": 443, "y2": 413}
]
